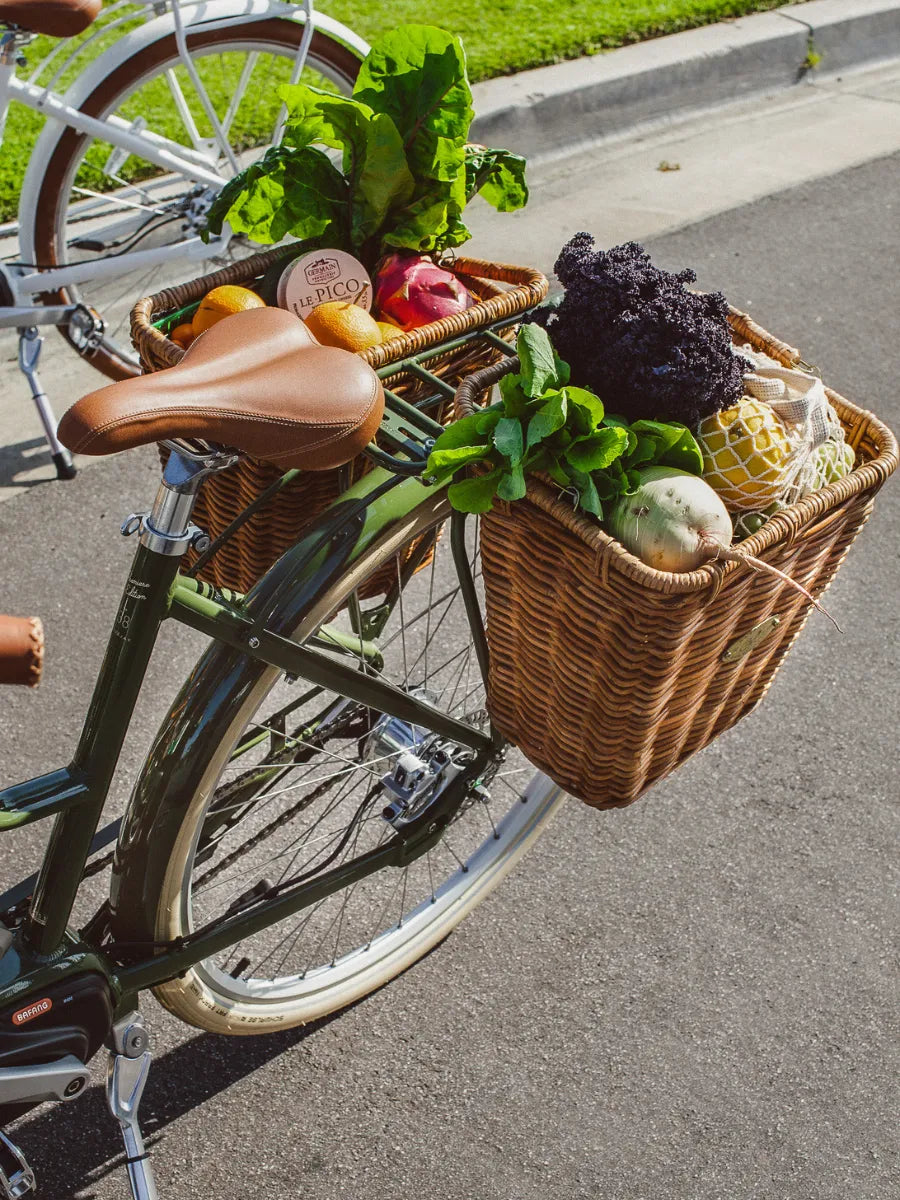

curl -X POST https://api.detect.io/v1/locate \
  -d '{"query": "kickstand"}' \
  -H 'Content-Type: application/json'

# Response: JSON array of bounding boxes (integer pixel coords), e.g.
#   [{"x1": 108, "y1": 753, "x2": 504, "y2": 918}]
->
[
  {"x1": 107, "y1": 1014, "x2": 158, "y2": 1200},
  {"x1": 17, "y1": 328, "x2": 76, "y2": 481}
]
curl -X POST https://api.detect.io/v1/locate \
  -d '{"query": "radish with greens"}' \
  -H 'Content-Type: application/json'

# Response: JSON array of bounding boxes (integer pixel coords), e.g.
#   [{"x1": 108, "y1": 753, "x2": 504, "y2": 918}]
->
[
  {"x1": 609, "y1": 466, "x2": 839, "y2": 627},
  {"x1": 607, "y1": 467, "x2": 732, "y2": 572},
  {"x1": 427, "y1": 324, "x2": 704, "y2": 516}
]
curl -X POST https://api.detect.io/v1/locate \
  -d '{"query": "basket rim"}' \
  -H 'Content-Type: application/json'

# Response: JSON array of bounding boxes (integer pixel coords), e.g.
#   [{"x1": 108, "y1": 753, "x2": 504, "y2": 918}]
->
[
  {"x1": 453, "y1": 305, "x2": 899, "y2": 596},
  {"x1": 130, "y1": 251, "x2": 549, "y2": 373}
]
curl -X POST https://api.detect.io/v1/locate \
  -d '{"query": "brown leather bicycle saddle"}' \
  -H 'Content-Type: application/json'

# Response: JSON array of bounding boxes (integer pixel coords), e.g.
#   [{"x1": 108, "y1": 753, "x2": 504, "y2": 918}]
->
[
  {"x1": 58, "y1": 308, "x2": 385, "y2": 471},
  {"x1": 0, "y1": 0, "x2": 102, "y2": 37}
]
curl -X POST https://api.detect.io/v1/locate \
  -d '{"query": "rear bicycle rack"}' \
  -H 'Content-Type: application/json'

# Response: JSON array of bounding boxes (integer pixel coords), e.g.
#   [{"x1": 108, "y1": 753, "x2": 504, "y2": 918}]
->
[{"x1": 365, "y1": 316, "x2": 521, "y2": 475}]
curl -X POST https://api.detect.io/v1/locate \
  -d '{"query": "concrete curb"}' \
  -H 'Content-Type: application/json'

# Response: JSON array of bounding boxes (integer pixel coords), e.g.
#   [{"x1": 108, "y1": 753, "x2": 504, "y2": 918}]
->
[{"x1": 470, "y1": 0, "x2": 900, "y2": 159}]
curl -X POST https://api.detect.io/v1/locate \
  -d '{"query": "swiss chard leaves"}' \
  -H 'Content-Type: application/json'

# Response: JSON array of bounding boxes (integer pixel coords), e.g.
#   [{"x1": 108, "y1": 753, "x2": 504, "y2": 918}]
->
[
  {"x1": 204, "y1": 25, "x2": 528, "y2": 262},
  {"x1": 206, "y1": 144, "x2": 347, "y2": 244},
  {"x1": 282, "y1": 90, "x2": 415, "y2": 246},
  {"x1": 353, "y1": 26, "x2": 473, "y2": 174},
  {"x1": 379, "y1": 174, "x2": 468, "y2": 254},
  {"x1": 465, "y1": 145, "x2": 529, "y2": 211}
]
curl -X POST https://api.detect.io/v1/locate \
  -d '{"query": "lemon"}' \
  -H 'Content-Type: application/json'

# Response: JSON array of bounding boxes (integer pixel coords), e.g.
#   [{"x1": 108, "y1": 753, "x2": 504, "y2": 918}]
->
[
  {"x1": 303, "y1": 301, "x2": 382, "y2": 352},
  {"x1": 697, "y1": 396, "x2": 796, "y2": 511},
  {"x1": 192, "y1": 285, "x2": 265, "y2": 336},
  {"x1": 376, "y1": 320, "x2": 405, "y2": 344}
]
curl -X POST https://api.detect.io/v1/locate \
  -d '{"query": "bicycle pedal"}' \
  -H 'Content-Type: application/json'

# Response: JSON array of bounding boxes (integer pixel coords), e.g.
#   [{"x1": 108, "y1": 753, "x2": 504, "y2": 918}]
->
[{"x1": 0, "y1": 1130, "x2": 36, "y2": 1199}]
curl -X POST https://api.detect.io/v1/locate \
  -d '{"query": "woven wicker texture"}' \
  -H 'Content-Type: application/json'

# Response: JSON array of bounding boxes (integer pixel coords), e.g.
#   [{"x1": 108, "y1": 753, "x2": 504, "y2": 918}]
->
[
  {"x1": 133, "y1": 253, "x2": 548, "y2": 592},
  {"x1": 454, "y1": 308, "x2": 897, "y2": 808}
]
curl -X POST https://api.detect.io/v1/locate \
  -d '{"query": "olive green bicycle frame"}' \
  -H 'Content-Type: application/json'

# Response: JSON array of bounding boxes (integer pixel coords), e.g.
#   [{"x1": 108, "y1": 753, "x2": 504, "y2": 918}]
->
[{"x1": 0, "y1": 465, "x2": 491, "y2": 1018}]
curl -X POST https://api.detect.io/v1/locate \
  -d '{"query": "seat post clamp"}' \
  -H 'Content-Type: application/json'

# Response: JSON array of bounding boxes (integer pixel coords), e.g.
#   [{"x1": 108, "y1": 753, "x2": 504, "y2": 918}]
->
[{"x1": 121, "y1": 513, "x2": 209, "y2": 558}]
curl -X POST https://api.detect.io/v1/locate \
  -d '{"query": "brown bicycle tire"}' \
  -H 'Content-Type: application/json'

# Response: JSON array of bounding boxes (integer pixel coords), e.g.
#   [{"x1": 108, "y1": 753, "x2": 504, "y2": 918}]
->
[{"x1": 30, "y1": 17, "x2": 361, "y2": 380}]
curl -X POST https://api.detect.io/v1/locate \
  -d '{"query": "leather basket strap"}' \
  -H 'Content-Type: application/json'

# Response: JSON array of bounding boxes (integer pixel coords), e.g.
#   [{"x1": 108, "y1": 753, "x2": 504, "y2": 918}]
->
[{"x1": 0, "y1": 616, "x2": 44, "y2": 687}]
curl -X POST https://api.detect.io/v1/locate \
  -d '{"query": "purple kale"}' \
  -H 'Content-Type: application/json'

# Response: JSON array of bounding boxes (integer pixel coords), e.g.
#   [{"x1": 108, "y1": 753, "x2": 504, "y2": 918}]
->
[{"x1": 536, "y1": 234, "x2": 744, "y2": 426}]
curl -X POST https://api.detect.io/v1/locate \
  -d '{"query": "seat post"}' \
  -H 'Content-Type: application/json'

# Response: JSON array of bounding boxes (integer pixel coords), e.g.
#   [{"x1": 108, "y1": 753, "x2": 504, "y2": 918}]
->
[{"x1": 135, "y1": 445, "x2": 236, "y2": 557}]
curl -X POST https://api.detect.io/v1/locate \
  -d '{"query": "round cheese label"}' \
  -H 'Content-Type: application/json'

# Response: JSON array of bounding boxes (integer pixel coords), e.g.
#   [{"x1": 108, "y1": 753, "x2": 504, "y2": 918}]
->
[{"x1": 277, "y1": 249, "x2": 373, "y2": 319}]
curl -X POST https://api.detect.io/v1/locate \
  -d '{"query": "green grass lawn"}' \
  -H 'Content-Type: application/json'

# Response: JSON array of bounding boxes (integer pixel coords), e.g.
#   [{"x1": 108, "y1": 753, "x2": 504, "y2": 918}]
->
[
  {"x1": 1, "y1": 1, "x2": 794, "y2": 225},
  {"x1": 326, "y1": 0, "x2": 792, "y2": 80}
]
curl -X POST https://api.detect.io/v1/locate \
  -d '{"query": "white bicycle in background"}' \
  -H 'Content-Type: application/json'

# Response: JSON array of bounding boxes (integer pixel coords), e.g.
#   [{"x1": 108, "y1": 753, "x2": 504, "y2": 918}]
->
[{"x1": 0, "y1": 0, "x2": 367, "y2": 477}]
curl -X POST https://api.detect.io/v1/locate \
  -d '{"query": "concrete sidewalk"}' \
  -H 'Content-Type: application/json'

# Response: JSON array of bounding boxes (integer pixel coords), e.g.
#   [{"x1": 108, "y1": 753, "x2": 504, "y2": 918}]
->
[
  {"x1": 466, "y1": 58, "x2": 900, "y2": 266},
  {"x1": 471, "y1": 0, "x2": 900, "y2": 159}
]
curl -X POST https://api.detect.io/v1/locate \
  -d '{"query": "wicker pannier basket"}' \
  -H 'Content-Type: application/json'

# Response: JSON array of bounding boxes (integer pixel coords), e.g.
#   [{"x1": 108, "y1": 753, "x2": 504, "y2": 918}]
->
[
  {"x1": 454, "y1": 309, "x2": 898, "y2": 809},
  {"x1": 130, "y1": 249, "x2": 548, "y2": 594}
]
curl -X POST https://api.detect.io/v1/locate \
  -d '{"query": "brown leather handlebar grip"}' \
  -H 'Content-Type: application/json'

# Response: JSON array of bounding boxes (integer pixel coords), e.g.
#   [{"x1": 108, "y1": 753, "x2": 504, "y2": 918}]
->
[{"x1": 0, "y1": 616, "x2": 44, "y2": 687}]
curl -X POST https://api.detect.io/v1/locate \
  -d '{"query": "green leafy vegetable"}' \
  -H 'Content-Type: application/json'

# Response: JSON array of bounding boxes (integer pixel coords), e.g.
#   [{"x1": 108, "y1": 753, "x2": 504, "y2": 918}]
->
[
  {"x1": 447, "y1": 471, "x2": 502, "y2": 513},
  {"x1": 353, "y1": 25, "x2": 473, "y2": 183},
  {"x1": 493, "y1": 416, "x2": 524, "y2": 464},
  {"x1": 517, "y1": 323, "x2": 559, "y2": 399},
  {"x1": 283, "y1": 91, "x2": 415, "y2": 246},
  {"x1": 565, "y1": 427, "x2": 628, "y2": 473},
  {"x1": 208, "y1": 145, "x2": 347, "y2": 245},
  {"x1": 426, "y1": 324, "x2": 705, "y2": 516},
  {"x1": 526, "y1": 390, "x2": 567, "y2": 448},
  {"x1": 464, "y1": 145, "x2": 529, "y2": 211},
  {"x1": 205, "y1": 25, "x2": 528, "y2": 266},
  {"x1": 497, "y1": 462, "x2": 527, "y2": 502}
]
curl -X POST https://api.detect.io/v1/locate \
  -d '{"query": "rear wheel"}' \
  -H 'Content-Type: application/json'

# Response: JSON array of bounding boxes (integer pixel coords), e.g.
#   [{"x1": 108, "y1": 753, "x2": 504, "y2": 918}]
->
[
  {"x1": 29, "y1": 19, "x2": 361, "y2": 379},
  {"x1": 118, "y1": 500, "x2": 564, "y2": 1033}
]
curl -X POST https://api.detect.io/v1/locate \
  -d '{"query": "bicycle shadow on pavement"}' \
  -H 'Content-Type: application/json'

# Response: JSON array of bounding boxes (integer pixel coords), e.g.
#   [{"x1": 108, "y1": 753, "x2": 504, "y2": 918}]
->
[
  {"x1": 0, "y1": 437, "x2": 58, "y2": 489},
  {"x1": 9, "y1": 1008, "x2": 348, "y2": 1197}
]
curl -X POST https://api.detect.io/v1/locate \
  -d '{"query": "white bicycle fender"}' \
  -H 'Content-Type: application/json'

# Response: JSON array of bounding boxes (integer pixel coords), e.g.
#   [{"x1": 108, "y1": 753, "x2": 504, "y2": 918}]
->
[{"x1": 19, "y1": 0, "x2": 369, "y2": 261}]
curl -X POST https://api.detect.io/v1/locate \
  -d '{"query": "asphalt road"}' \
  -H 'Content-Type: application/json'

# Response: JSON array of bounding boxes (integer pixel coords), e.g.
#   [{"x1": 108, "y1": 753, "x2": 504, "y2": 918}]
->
[{"x1": 0, "y1": 147, "x2": 898, "y2": 1200}]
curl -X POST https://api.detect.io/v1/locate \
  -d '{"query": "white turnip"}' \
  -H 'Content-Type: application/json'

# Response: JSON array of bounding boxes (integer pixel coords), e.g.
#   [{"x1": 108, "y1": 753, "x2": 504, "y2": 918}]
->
[
  {"x1": 607, "y1": 467, "x2": 839, "y2": 628},
  {"x1": 608, "y1": 467, "x2": 732, "y2": 573}
]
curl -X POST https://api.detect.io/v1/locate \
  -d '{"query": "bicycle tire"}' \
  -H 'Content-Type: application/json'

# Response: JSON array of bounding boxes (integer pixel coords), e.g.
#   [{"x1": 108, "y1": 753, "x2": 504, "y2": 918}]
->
[
  {"x1": 29, "y1": 17, "x2": 361, "y2": 380},
  {"x1": 111, "y1": 495, "x2": 565, "y2": 1034}
]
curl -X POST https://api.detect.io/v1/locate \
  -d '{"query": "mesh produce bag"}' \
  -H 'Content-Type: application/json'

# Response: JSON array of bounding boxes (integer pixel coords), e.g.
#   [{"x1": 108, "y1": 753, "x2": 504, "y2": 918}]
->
[{"x1": 700, "y1": 346, "x2": 851, "y2": 520}]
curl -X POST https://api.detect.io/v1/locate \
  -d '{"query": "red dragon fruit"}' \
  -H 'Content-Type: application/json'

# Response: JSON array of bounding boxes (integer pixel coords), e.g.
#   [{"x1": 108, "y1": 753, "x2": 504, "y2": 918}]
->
[{"x1": 374, "y1": 252, "x2": 476, "y2": 332}]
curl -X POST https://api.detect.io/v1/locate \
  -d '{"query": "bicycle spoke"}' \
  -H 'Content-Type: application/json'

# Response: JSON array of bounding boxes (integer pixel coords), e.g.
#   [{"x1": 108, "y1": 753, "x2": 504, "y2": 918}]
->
[
  {"x1": 221, "y1": 52, "x2": 259, "y2": 145},
  {"x1": 396, "y1": 867, "x2": 410, "y2": 930},
  {"x1": 164, "y1": 67, "x2": 205, "y2": 152},
  {"x1": 423, "y1": 550, "x2": 438, "y2": 691},
  {"x1": 166, "y1": 506, "x2": 558, "y2": 1017},
  {"x1": 69, "y1": 184, "x2": 168, "y2": 220}
]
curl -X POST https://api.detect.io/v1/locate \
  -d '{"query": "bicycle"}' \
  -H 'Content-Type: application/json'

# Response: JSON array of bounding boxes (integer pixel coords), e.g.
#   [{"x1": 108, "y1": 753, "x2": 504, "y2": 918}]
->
[
  {"x1": 0, "y1": 0, "x2": 367, "y2": 478},
  {"x1": 0, "y1": 302, "x2": 566, "y2": 1198}
]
